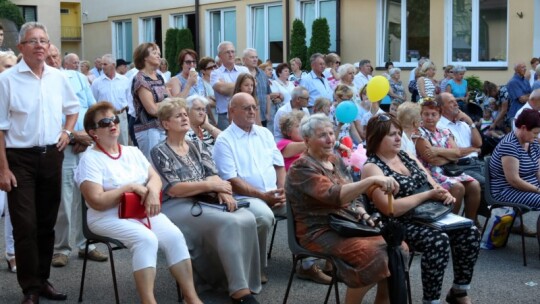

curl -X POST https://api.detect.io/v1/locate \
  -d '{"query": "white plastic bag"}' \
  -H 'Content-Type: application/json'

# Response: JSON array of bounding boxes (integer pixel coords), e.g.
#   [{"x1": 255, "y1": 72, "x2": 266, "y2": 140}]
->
[{"x1": 480, "y1": 206, "x2": 515, "y2": 250}]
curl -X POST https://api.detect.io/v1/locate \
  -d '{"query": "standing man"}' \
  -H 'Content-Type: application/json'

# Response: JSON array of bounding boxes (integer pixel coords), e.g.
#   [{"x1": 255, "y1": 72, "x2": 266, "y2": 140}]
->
[
  {"x1": 46, "y1": 45, "x2": 107, "y2": 268},
  {"x1": 0, "y1": 22, "x2": 79, "y2": 304},
  {"x1": 91, "y1": 54, "x2": 131, "y2": 145},
  {"x1": 89, "y1": 56, "x2": 102, "y2": 78},
  {"x1": 273, "y1": 86, "x2": 310, "y2": 141},
  {"x1": 300, "y1": 53, "x2": 333, "y2": 112},
  {"x1": 115, "y1": 58, "x2": 129, "y2": 75},
  {"x1": 213, "y1": 92, "x2": 287, "y2": 284},
  {"x1": 242, "y1": 48, "x2": 274, "y2": 128},
  {"x1": 507, "y1": 62, "x2": 532, "y2": 120},
  {"x1": 353, "y1": 59, "x2": 373, "y2": 91},
  {"x1": 45, "y1": 43, "x2": 62, "y2": 68},
  {"x1": 211, "y1": 41, "x2": 249, "y2": 130},
  {"x1": 62, "y1": 53, "x2": 80, "y2": 71}
]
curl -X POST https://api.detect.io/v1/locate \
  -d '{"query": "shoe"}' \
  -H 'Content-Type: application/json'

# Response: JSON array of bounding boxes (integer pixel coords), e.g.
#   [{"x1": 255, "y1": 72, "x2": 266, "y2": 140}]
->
[
  {"x1": 230, "y1": 294, "x2": 259, "y2": 304},
  {"x1": 78, "y1": 249, "x2": 108, "y2": 262},
  {"x1": 51, "y1": 253, "x2": 68, "y2": 268},
  {"x1": 296, "y1": 264, "x2": 332, "y2": 285},
  {"x1": 510, "y1": 225, "x2": 537, "y2": 237},
  {"x1": 21, "y1": 293, "x2": 39, "y2": 304},
  {"x1": 260, "y1": 273, "x2": 268, "y2": 284},
  {"x1": 5, "y1": 253, "x2": 16, "y2": 273},
  {"x1": 40, "y1": 281, "x2": 67, "y2": 301},
  {"x1": 445, "y1": 288, "x2": 470, "y2": 304},
  {"x1": 322, "y1": 260, "x2": 334, "y2": 276}
]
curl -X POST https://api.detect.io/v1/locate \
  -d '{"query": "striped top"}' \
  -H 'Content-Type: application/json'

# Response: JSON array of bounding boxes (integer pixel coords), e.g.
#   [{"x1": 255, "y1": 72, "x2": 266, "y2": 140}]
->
[{"x1": 489, "y1": 131, "x2": 540, "y2": 197}]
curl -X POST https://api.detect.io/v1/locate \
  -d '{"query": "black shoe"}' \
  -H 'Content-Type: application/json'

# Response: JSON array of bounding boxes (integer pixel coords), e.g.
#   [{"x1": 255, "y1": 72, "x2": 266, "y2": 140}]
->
[
  {"x1": 231, "y1": 294, "x2": 259, "y2": 304},
  {"x1": 21, "y1": 293, "x2": 39, "y2": 304},
  {"x1": 445, "y1": 288, "x2": 468, "y2": 304},
  {"x1": 39, "y1": 281, "x2": 67, "y2": 301}
]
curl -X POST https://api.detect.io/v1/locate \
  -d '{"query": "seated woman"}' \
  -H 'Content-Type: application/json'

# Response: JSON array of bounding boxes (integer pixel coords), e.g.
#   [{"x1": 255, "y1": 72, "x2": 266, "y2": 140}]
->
[
  {"x1": 397, "y1": 101, "x2": 422, "y2": 157},
  {"x1": 286, "y1": 113, "x2": 404, "y2": 303},
  {"x1": 74, "y1": 101, "x2": 201, "y2": 304},
  {"x1": 489, "y1": 108, "x2": 540, "y2": 237},
  {"x1": 277, "y1": 110, "x2": 307, "y2": 171},
  {"x1": 150, "y1": 98, "x2": 262, "y2": 304},
  {"x1": 415, "y1": 98, "x2": 481, "y2": 220},
  {"x1": 185, "y1": 94, "x2": 221, "y2": 152},
  {"x1": 362, "y1": 113, "x2": 480, "y2": 304}
]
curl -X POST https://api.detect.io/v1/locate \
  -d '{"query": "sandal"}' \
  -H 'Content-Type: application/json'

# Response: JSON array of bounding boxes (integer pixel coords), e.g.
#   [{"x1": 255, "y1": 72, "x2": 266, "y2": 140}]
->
[
  {"x1": 5, "y1": 253, "x2": 16, "y2": 273},
  {"x1": 445, "y1": 288, "x2": 469, "y2": 304}
]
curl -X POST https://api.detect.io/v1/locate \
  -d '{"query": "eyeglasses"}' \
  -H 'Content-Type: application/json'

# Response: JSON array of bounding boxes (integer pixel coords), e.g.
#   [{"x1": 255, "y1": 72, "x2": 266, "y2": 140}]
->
[
  {"x1": 205, "y1": 65, "x2": 217, "y2": 70},
  {"x1": 184, "y1": 60, "x2": 197, "y2": 65},
  {"x1": 21, "y1": 39, "x2": 50, "y2": 46},
  {"x1": 240, "y1": 105, "x2": 258, "y2": 112},
  {"x1": 220, "y1": 50, "x2": 235, "y2": 55},
  {"x1": 95, "y1": 115, "x2": 120, "y2": 129},
  {"x1": 298, "y1": 97, "x2": 309, "y2": 101}
]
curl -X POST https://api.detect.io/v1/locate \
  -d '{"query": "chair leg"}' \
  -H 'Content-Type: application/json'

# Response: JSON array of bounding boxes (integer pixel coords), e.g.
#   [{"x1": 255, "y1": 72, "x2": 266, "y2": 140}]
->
[
  {"x1": 268, "y1": 220, "x2": 279, "y2": 260},
  {"x1": 518, "y1": 211, "x2": 527, "y2": 267},
  {"x1": 406, "y1": 270, "x2": 412, "y2": 304},
  {"x1": 282, "y1": 255, "x2": 299, "y2": 304},
  {"x1": 78, "y1": 242, "x2": 91, "y2": 302},
  {"x1": 323, "y1": 274, "x2": 336, "y2": 304},
  {"x1": 107, "y1": 243, "x2": 121, "y2": 304},
  {"x1": 333, "y1": 276, "x2": 340, "y2": 304}
]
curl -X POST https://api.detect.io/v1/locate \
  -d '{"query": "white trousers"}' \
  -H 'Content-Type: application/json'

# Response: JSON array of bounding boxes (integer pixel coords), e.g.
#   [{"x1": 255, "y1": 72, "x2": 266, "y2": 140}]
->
[
  {"x1": 89, "y1": 213, "x2": 190, "y2": 271},
  {"x1": 135, "y1": 127, "x2": 166, "y2": 161},
  {"x1": 117, "y1": 111, "x2": 129, "y2": 146},
  {"x1": 0, "y1": 191, "x2": 14, "y2": 255}
]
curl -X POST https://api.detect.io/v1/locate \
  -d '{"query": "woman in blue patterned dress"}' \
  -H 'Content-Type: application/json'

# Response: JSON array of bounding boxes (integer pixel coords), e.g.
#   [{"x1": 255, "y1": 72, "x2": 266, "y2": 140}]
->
[{"x1": 415, "y1": 99, "x2": 481, "y2": 220}]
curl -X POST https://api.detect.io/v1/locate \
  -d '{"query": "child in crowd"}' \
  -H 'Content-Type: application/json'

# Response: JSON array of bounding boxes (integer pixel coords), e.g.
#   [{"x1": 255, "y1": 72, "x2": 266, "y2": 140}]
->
[
  {"x1": 477, "y1": 107, "x2": 505, "y2": 139},
  {"x1": 233, "y1": 73, "x2": 262, "y2": 125}
]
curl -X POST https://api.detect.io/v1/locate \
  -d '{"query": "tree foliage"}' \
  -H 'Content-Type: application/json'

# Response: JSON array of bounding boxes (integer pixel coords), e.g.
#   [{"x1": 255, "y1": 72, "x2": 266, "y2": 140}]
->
[
  {"x1": 0, "y1": 0, "x2": 25, "y2": 28},
  {"x1": 164, "y1": 28, "x2": 179, "y2": 75},
  {"x1": 307, "y1": 18, "x2": 330, "y2": 59},
  {"x1": 289, "y1": 18, "x2": 307, "y2": 69}
]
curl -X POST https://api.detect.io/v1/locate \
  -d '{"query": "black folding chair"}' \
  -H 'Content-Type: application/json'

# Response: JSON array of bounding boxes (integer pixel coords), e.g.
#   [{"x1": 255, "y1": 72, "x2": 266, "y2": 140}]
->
[{"x1": 268, "y1": 215, "x2": 287, "y2": 259}]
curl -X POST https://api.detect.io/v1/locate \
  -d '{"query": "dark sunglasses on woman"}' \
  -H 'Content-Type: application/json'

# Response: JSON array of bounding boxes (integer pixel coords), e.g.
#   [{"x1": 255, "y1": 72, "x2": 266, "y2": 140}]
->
[{"x1": 95, "y1": 115, "x2": 120, "y2": 129}]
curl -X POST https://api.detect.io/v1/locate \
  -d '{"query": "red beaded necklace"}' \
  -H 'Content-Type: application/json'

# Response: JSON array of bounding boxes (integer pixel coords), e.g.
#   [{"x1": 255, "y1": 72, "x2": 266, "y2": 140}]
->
[{"x1": 95, "y1": 142, "x2": 122, "y2": 160}]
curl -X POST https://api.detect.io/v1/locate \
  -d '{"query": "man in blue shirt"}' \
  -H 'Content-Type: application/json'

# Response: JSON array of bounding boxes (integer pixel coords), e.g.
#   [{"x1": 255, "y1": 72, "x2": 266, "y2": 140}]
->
[
  {"x1": 507, "y1": 62, "x2": 532, "y2": 119},
  {"x1": 300, "y1": 53, "x2": 333, "y2": 112}
]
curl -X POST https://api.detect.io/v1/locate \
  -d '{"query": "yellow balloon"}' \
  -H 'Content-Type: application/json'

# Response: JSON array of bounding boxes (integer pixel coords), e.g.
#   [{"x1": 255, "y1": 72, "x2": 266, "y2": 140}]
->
[{"x1": 366, "y1": 75, "x2": 390, "y2": 102}]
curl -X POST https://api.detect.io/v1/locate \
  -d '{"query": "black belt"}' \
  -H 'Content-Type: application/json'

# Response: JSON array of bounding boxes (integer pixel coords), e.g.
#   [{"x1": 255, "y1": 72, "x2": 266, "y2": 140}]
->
[
  {"x1": 7, "y1": 144, "x2": 57, "y2": 154},
  {"x1": 115, "y1": 107, "x2": 128, "y2": 114},
  {"x1": 456, "y1": 156, "x2": 478, "y2": 166},
  {"x1": 218, "y1": 112, "x2": 228, "y2": 115}
]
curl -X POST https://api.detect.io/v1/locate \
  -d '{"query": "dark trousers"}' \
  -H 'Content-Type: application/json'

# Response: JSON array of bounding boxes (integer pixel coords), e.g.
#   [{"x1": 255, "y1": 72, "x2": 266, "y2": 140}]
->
[
  {"x1": 6, "y1": 147, "x2": 63, "y2": 294},
  {"x1": 128, "y1": 114, "x2": 138, "y2": 147}
]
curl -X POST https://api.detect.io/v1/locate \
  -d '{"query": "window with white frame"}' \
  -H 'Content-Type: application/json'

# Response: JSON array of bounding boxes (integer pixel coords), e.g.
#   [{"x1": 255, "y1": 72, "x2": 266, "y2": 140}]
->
[
  {"x1": 113, "y1": 20, "x2": 133, "y2": 62},
  {"x1": 379, "y1": 0, "x2": 430, "y2": 67},
  {"x1": 251, "y1": 3, "x2": 283, "y2": 63},
  {"x1": 208, "y1": 9, "x2": 237, "y2": 58},
  {"x1": 446, "y1": 0, "x2": 507, "y2": 66},
  {"x1": 298, "y1": 0, "x2": 337, "y2": 52},
  {"x1": 172, "y1": 13, "x2": 195, "y2": 29},
  {"x1": 141, "y1": 16, "x2": 162, "y2": 50}
]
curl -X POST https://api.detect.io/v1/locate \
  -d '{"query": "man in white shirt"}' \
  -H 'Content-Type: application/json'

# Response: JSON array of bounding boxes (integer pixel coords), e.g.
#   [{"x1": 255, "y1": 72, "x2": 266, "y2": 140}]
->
[
  {"x1": 512, "y1": 89, "x2": 540, "y2": 131},
  {"x1": 211, "y1": 41, "x2": 249, "y2": 130},
  {"x1": 353, "y1": 59, "x2": 373, "y2": 91},
  {"x1": 273, "y1": 86, "x2": 310, "y2": 142},
  {"x1": 300, "y1": 53, "x2": 333, "y2": 110},
  {"x1": 213, "y1": 92, "x2": 286, "y2": 284},
  {"x1": 91, "y1": 54, "x2": 131, "y2": 145},
  {"x1": 0, "y1": 22, "x2": 79, "y2": 303},
  {"x1": 89, "y1": 56, "x2": 102, "y2": 78},
  {"x1": 62, "y1": 53, "x2": 80, "y2": 71}
]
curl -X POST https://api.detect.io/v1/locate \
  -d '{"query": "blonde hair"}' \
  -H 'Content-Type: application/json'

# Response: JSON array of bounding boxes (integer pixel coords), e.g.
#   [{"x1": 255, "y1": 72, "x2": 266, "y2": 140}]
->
[
  {"x1": 334, "y1": 84, "x2": 353, "y2": 101},
  {"x1": 157, "y1": 97, "x2": 188, "y2": 131},
  {"x1": 396, "y1": 101, "x2": 421, "y2": 129},
  {"x1": 280, "y1": 110, "x2": 305, "y2": 138}
]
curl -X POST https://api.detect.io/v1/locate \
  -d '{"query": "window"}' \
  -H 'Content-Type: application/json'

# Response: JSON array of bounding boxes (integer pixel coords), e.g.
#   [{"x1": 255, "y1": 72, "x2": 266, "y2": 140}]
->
[
  {"x1": 113, "y1": 20, "x2": 133, "y2": 62},
  {"x1": 446, "y1": 0, "x2": 507, "y2": 66},
  {"x1": 141, "y1": 16, "x2": 163, "y2": 51},
  {"x1": 60, "y1": 9, "x2": 69, "y2": 14},
  {"x1": 250, "y1": 4, "x2": 283, "y2": 63},
  {"x1": 208, "y1": 9, "x2": 236, "y2": 58},
  {"x1": 378, "y1": 0, "x2": 430, "y2": 67},
  {"x1": 172, "y1": 13, "x2": 195, "y2": 30},
  {"x1": 298, "y1": 0, "x2": 337, "y2": 52},
  {"x1": 18, "y1": 6, "x2": 37, "y2": 22}
]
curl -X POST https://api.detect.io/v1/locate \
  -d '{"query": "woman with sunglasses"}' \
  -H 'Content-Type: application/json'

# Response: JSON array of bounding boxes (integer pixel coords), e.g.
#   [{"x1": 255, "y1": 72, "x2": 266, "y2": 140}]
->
[
  {"x1": 198, "y1": 56, "x2": 218, "y2": 126},
  {"x1": 150, "y1": 98, "x2": 261, "y2": 304},
  {"x1": 186, "y1": 95, "x2": 221, "y2": 152},
  {"x1": 75, "y1": 101, "x2": 202, "y2": 304},
  {"x1": 362, "y1": 113, "x2": 480, "y2": 304},
  {"x1": 167, "y1": 49, "x2": 204, "y2": 98},
  {"x1": 415, "y1": 98, "x2": 481, "y2": 221}
]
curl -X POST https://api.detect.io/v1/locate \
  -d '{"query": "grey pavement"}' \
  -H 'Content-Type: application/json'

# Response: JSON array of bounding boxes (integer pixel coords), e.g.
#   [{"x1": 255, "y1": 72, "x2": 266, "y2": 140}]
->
[{"x1": 0, "y1": 212, "x2": 539, "y2": 304}]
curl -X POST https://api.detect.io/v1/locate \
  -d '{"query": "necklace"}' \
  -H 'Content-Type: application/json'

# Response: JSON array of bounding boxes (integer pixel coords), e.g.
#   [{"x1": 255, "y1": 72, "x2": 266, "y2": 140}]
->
[{"x1": 95, "y1": 142, "x2": 122, "y2": 160}]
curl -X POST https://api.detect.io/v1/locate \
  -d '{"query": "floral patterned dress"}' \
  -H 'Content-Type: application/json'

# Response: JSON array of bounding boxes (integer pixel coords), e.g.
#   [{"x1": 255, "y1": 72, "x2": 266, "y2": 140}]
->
[{"x1": 418, "y1": 127, "x2": 475, "y2": 189}]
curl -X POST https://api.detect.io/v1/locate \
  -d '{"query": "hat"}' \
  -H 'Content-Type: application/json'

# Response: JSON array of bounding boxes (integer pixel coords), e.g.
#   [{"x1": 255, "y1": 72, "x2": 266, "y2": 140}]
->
[{"x1": 116, "y1": 59, "x2": 130, "y2": 67}]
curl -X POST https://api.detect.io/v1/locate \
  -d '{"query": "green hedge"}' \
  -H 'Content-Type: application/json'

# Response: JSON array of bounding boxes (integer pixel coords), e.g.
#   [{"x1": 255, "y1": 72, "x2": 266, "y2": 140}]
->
[
  {"x1": 0, "y1": 0, "x2": 25, "y2": 28},
  {"x1": 289, "y1": 18, "x2": 307, "y2": 69}
]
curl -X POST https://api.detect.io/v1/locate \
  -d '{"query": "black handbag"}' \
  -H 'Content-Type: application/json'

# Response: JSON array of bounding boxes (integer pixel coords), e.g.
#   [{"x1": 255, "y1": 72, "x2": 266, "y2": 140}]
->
[
  {"x1": 328, "y1": 210, "x2": 381, "y2": 237},
  {"x1": 407, "y1": 185, "x2": 453, "y2": 222},
  {"x1": 441, "y1": 162, "x2": 464, "y2": 177}
]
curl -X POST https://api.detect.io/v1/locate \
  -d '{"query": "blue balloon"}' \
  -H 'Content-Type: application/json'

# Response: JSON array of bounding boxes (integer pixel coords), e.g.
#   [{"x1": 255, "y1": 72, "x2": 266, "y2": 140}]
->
[
  {"x1": 335, "y1": 101, "x2": 358, "y2": 124},
  {"x1": 381, "y1": 95, "x2": 392, "y2": 105}
]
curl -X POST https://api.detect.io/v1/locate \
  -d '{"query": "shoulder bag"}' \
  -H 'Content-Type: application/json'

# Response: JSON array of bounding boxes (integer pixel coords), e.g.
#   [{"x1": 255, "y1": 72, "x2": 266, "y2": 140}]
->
[
  {"x1": 407, "y1": 185, "x2": 452, "y2": 222},
  {"x1": 328, "y1": 209, "x2": 381, "y2": 237}
]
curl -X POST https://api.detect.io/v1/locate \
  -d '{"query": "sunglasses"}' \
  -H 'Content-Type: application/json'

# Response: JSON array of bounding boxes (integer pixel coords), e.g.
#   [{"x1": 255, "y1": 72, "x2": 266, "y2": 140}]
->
[
  {"x1": 420, "y1": 98, "x2": 439, "y2": 107},
  {"x1": 205, "y1": 65, "x2": 217, "y2": 70},
  {"x1": 377, "y1": 114, "x2": 391, "y2": 122},
  {"x1": 95, "y1": 115, "x2": 120, "y2": 129}
]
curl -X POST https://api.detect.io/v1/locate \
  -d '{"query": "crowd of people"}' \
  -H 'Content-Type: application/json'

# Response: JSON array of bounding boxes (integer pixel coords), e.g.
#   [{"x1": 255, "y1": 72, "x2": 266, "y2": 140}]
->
[{"x1": 0, "y1": 20, "x2": 539, "y2": 304}]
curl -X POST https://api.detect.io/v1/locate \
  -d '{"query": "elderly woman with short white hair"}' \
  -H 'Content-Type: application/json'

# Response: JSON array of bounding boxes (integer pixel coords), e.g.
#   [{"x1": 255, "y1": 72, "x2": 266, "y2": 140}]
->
[
  {"x1": 338, "y1": 63, "x2": 360, "y2": 102},
  {"x1": 185, "y1": 95, "x2": 221, "y2": 151},
  {"x1": 388, "y1": 67, "x2": 407, "y2": 103}
]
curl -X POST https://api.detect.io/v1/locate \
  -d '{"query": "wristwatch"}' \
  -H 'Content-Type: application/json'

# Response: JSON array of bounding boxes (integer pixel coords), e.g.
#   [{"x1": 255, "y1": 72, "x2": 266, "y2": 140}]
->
[
  {"x1": 63, "y1": 129, "x2": 75, "y2": 143},
  {"x1": 469, "y1": 123, "x2": 476, "y2": 129}
]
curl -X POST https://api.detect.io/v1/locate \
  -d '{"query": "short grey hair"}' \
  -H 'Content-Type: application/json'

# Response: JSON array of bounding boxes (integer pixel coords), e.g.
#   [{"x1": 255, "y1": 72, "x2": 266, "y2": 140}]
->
[
  {"x1": 291, "y1": 86, "x2": 308, "y2": 101},
  {"x1": 359, "y1": 59, "x2": 371, "y2": 67},
  {"x1": 337, "y1": 63, "x2": 355, "y2": 78},
  {"x1": 452, "y1": 65, "x2": 466, "y2": 73},
  {"x1": 217, "y1": 41, "x2": 234, "y2": 54},
  {"x1": 186, "y1": 94, "x2": 209, "y2": 109},
  {"x1": 389, "y1": 67, "x2": 401, "y2": 76},
  {"x1": 300, "y1": 113, "x2": 333, "y2": 139},
  {"x1": 101, "y1": 54, "x2": 116, "y2": 65},
  {"x1": 18, "y1": 22, "x2": 48, "y2": 44},
  {"x1": 242, "y1": 48, "x2": 257, "y2": 58},
  {"x1": 310, "y1": 53, "x2": 324, "y2": 64}
]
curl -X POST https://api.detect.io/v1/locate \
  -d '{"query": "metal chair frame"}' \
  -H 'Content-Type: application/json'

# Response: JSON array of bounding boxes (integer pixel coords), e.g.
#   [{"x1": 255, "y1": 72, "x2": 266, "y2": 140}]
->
[{"x1": 268, "y1": 215, "x2": 287, "y2": 259}]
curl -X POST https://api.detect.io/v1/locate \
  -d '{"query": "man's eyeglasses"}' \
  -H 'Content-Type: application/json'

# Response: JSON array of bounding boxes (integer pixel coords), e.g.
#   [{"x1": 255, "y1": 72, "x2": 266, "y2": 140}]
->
[
  {"x1": 21, "y1": 39, "x2": 50, "y2": 46},
  {"x1": 240, "y1": 105, "x2": 258, "y2": 112},
  {"x1": 95, "y1": 115, "x2": 120, "y2": 129}
]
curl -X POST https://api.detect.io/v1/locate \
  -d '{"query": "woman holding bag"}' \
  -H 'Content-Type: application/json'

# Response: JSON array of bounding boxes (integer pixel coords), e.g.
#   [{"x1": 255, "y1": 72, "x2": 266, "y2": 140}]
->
[
  {"x1": 74, "y1": 101, "x2": 202, "y2": 304},
  {"x1": 362, "y1": 113, "x2": 480, "y2": 304}
]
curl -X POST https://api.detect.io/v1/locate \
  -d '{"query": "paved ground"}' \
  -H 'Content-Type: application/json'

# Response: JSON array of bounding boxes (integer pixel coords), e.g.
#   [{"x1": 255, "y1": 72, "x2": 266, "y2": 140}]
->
[{"x1": 0, "y1": 212, "x2": 539, "y2": 304}]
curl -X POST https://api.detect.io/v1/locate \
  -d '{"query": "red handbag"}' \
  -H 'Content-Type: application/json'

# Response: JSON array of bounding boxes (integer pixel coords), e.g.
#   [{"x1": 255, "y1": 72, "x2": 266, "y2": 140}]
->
[{"x1": 118, "y1": 192, "x2": 162, "y2": 229}]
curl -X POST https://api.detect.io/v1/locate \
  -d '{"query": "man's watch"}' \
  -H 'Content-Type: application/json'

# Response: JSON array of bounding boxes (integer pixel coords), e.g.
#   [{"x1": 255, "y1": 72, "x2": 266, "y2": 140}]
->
[
  {"x1": 469, "y1": 123, "x2": 476, "y2": 129},
  {"x1": 63, "y1": 129, "x2": 75, "y2": 143}
]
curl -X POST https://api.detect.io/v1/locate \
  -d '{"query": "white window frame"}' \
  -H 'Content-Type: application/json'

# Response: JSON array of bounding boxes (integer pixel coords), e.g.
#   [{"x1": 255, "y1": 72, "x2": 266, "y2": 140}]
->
[
  {"x1": 206, "y1": 8, "x2": 236, "y2": 58},
  {"x1": 295, "y1": 0, "x2": 337, "y2": 52},
  {"x1": 247, "y1": 2, "x2": 283, "y2": 62},
  {"x1": 444, "y1": 0, "x2": 508, "y2": 67},
  {"x1": 169, "y1": 13, "x2": 192, "y2": 29},
  {"x1": 139, "y1": 16, "x2": 160, "y2": 44},
  {"x1": 112, "y1": 19, "x2": 133, "y2": 62}
]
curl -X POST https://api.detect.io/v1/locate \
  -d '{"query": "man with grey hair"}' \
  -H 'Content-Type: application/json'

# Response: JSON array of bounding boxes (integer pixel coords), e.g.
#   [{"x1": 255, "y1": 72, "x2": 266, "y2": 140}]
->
[
  {"x1": 507, "y1": 62, "x2": 532, "y2": 120},
  {"x1": 273, "y1": 86, "x2": 310, "y2": 141},
  {"x1": 91, "y1": 54, "x2": 130, "y2": 145},
  {"x1": 300, "y1": 53, "x2": 333, "y2": 111},
  {"x1": 89, "y1": 56, "x2": 102, "y2": 78},
  {"x1": 45, "y1": 43, "x2": 62, "y2": 69},
  {"x1": 63, "y1": 53, "x2": 80, "y2": 71},
  {"x1": 0, "y1": 22, "x2": 79, "y2": 303},
  {"x1": 353, "y1": 59, "x2": 373, "y2": 91},
  {"x1": 211, "y1": 41, "x2": 249, "y2": 130},
  {"x1": 242, "y1": 48, "x2": 273, "y2": 128}
]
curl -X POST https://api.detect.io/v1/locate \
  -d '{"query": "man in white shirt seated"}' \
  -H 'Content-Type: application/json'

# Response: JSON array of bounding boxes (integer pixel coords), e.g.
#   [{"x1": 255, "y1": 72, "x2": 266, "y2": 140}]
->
[
  {"x1": 213, "y1": 92, "x2": 286, "y2": 284},
  {"x1": 512, "y1": 89, "x2": 540, "y2": 131},
  {"x1": 273, "y1": 86, "x2": 310, "y2": 142}
]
